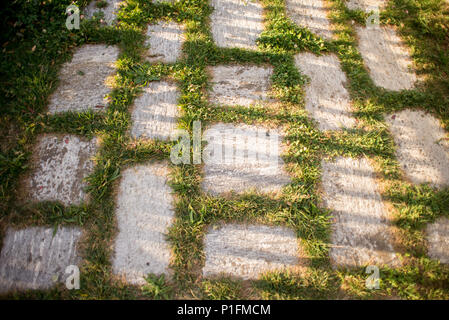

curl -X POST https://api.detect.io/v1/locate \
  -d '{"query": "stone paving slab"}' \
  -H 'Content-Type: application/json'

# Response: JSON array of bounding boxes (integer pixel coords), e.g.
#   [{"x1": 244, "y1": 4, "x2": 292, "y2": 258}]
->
[
  {"x1": 131, "y1": 81, "x2": 180, "y2": 141},
  {"x1": 26, "y1": 134, "x2": 98, "y2": 206},
  {"x1": 145, "y1": 21, "x2": 185, "y2": 63},
  {"x1": 294, "y1": 52, "x2": 356, "y2": 131},
  {"x1": 356, "y1": 26, "x2": 417, "y2": 91},
  {"x1": 385, "y1": 110, "x2": 449, "y2": 188},
  {"x1": 113, "y1": 163, "x2": 174, "y2": 285},
  {"x1": 84, "y1": 0, "x2": 123, "y2": 25},
  {"x1": 202, "y1": 123, "x2": 291, "y2": 196},
  {"x1": 208, "y1": 65, "x2": 273, "y2": 107},
  {"x1": 346, "y1": 0, "x2": 386, "y2": 11},
  {"x1": 321, "y1": 157, "x2": 400, "y2": 267},
  {"x1": 0, "y1": 226, "x2": 82, "y2": 294},
  {"x1": 286, "y1": 0, "x2": 334, "y2": 40},
  {"x1": 426, "y1": 217, "x2": 449, "y2": 264},
  {"x1": 210, "y1": 0, "x2": 264, "y2": 50},
  {"x1": 48, "y1": 44, "x2": 119, "y2": 113},
  {"x1": 203, "y1": 224, "x2": 299, "y2": 280}
]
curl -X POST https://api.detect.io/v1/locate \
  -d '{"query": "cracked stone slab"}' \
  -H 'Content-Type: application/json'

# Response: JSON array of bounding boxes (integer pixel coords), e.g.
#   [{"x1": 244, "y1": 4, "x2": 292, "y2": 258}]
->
[
  {"x1": 113, "y1": 163, "x2": 174, "y2": 285},
  {"x1": 26, "y1": 134, "x2": 98, "y2": 206},
  {"x1": 203, "y1": 224, "x2": 300, "y2": 280},
  {"x1": 131, "y1": 81, "x2": 180, "y2": 141},
  {"x1": 346, "y1": 0, "x2": 387, "y2": 11},
  {"x1": 294, "y1": 53, "x2": 356, "y2": 131},
  {"x1": 385, "y1": 110, "x2": 449, "y2": 188},
  {"x1": 356, "y1": 26, "x2": 417, "y2": 91},
  {"x1": 210, "y1": 0, "x2": 264, "y2": 50},
  {"x1": 321, "y1": 157, "x2": 400, "y2": 267},
  {"x1": 145, "y1": 21, "x2": 185, "y2": 63},
  {"x1": 202, "y1": 123, "x2": 291, "y2": 195},
  {"x1": 426, "y1": 217, "x2": 449, "y2": 264},
  {"x1": 84, "y1": 0, "x2": 123, "y2": 25},
  {"x1": 48, "y1": 44, "x2": 119, "y2": 113},
  {"x1": 0, "y1": 226, "x2": 82, "y2": 294},
  {"x1": 208, "y1": 65, "x2": 273, "y2": 107},
  {"x1": 286, "y1": 0, "x2": 334, "y2": 40}
]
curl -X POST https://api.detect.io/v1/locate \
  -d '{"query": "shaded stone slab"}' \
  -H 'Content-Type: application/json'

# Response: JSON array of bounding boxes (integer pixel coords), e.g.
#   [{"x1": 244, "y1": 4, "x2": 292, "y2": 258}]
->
[
  {"x1": 426, "y1": 217, "x2": 449, "y2": 264},
  {"x1": 84, "y1": 0, "x2": 123, "y2": 25},
  {"x1": 286, "y1": 0, "x2": 334, "y2": 40},
  {"x1": 0, "y1": 227, "x2": 82, "y2": 294},
  {"x1": 203, "y1": 224, "x2": 299, "y2": 280},
  {"x1": 356, "y1": 26, "x2": 417, "y2": 91},
  {"x1": 27, "y1": 134, "x2": 98, "y2": 206},
  {"x1": 202, "y1": 123, "x2": 291, "y2": 195},
  {"x1": 208, "y1": 65, "x2": 273, "y2": 107},
  {"x1": 321, "y1": 157, "x2": 400, "y2": 267},
  {"x1": 210, "y1": 0, "x2": 264, "y2": 50},
  {"x1": 294, "y1": 53, "x2": 355, "y2": 131},
  {"x1": 346, "y1": 0, "x2": 387, "y2": 11},
  {"x1": 48, "y1": 44, "x2": 119, "y2": 113},
  {"x1": 113, "y1": 163, "x2": 174, "y2": 285},
  {"x1": 385, "y1": 110, "x2": 449, "y2": 188},
  {"x1": 145, "y1": 21, "x2": 185, "y2": 63},
  {"x1": 131, "y1": 81, "x2": 180, "y2": 141}
]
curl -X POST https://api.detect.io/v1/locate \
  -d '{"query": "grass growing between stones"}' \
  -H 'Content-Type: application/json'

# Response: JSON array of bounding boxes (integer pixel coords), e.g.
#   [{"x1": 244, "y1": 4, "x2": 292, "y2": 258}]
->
[{"x1": 0, "y1": 0, "x2": 448, "y2": 299}]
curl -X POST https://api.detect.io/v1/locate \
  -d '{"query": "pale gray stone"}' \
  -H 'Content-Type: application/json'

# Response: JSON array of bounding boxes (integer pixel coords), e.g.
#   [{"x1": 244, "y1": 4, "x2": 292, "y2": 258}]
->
[
  {"x1": 346, "y1": 0, "x2": 387, "y2": 11},
  {"x1": 27, "y1": 135, "x2": 98, "y2": 206},
  {"x1": 113, "y1": 163, "x2": 174, "y2": 285},
  {"x1": 210, "y1": 0, "x2": 264, "y2": 50},
  {"x1": 203, "y1": 224, "x2": 299, "y2": 280},
  {"x1": 84, "y1": 0, "x2": 123, "y2": 25},
  {"x1": 0, "y1": 226, "x2": 82, "y2": 293},
  {"x1": 294, "y1": 52, "x2": 356, "y2": 131},
  {"x1": 321, "y1": 157, "x2": 400, "y2": 267},
  {"x1": 48, "y1": 44, "x2": 119, "y2": 113},
  {"x1": 426, "y1": 217, "x2": 449, "y2": 264},
  {"x1": 131, "y1": 81, "x2": 180, "y2": 141},
  {"x1": 385, "y1": 110, "x2": 449, "y2": 188},
  {"x1": 145, "y1": 21, "x2": 185, "y2": 63}
]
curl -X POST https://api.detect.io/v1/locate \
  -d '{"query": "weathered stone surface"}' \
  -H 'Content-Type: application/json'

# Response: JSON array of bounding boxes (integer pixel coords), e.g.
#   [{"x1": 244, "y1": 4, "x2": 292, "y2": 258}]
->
[
  {"x1": 27, "y1": 135, "x2": 98, "y2": 206},
  {"x1": 356, "y1": 26, "x2": 417, "y2": 91},
  {"x1": 113, "y1": 163, "x2": 174, "y2": 285},
  {"x1": 202, "y1": 123, "x2": 291, "y2": 195},
  {"x1": 131, "y1": 81, "x2": 180, "y2": 141},
  {"x1": 426, "y1": 217, "x2": 449, "y2": 264},
  {"x1": 203, "y1": 224, "x2": 299, "y2": 280},
  {"x1": 346, "y1": 0, "x2": 386, "y2": 11},
  {"x1": 84, "y1": 0, "x2": 123, "y2": 25},
  {"x1": 145, "y1": 21, "x2": 185, "y2": 63},
  {"x1": 321, "y1": 157, "x2": 400, "y2": 267},
  {"x1": 286, "y1": 0, "x2": 333, "y2": 40},
  {"x1": 210, "y1": 0, "x2": 264, "y2": 50},
  {"x1": 208, "y1": 65, "x2": 273, "y2": 107},
  {"x1": 0, "y1": 227, "x2": 82, "y2": 293},
  {"x1": 48, "y1": 44, "x2": 119, "y2": 113},
  {"x1": 385, "y1": 110, "x2": 449, "y2": 188},
  {"x1": 294, "y1": 53, "x2": 355, "y2": 131}
]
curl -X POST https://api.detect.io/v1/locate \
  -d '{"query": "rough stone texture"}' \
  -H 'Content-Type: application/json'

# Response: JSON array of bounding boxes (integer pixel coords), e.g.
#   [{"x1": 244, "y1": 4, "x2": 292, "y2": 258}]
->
[
  {"x1": 426, "y1": 217, "x2": 449, "y2": 264},
  {"x1": 208, "y1": 65, "x2": 273, "y2": 107},
  {"x1": 145, "y1": 21, "x2": 185, "y2": 63},
  {"x1": 286, "y1": 0, "x2": 334, "y2": 40},
  {"x1": 84, "y1": 0, "x2": 123, "y2": 25},
  {"x1": 385, "y1": 110, "x2": 449, "y2": 188},
  {"x1": 0, "y1": 227, "x2": 82, "y2": 293},
  {"x1": 48, "y1": 44, "x2": 119, "y2": 113},
  {"x1": 27, "y1": 135, "x2": 98, "y2": 206},
  {"x1": 346, "y1": 0, "x2": 387, "y2": 11},
  {"x1": 203, "y1": 224, "x2": 299, "y2": 280},
  {"x1": 113, "y1": 163, "x2": 174, "y2": 285},
  {"x1": 321, "y1": 157, "x2": 400, "y2": 267},
  {"x1": 202, "y1": 123, "x2": 291, "y2": 195},
  {"x1": 294, "y1": 53, "x2": 356, "y2": 131},
  {"x1": 131, "y1": 81, "x2": 180, "y2": 141},
  {"x1": 356, "y1": 26, "x2": 417, "y2": 91},
  {"x1": 210, "y1": 0, "x2": 264, "y2": 50}
]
